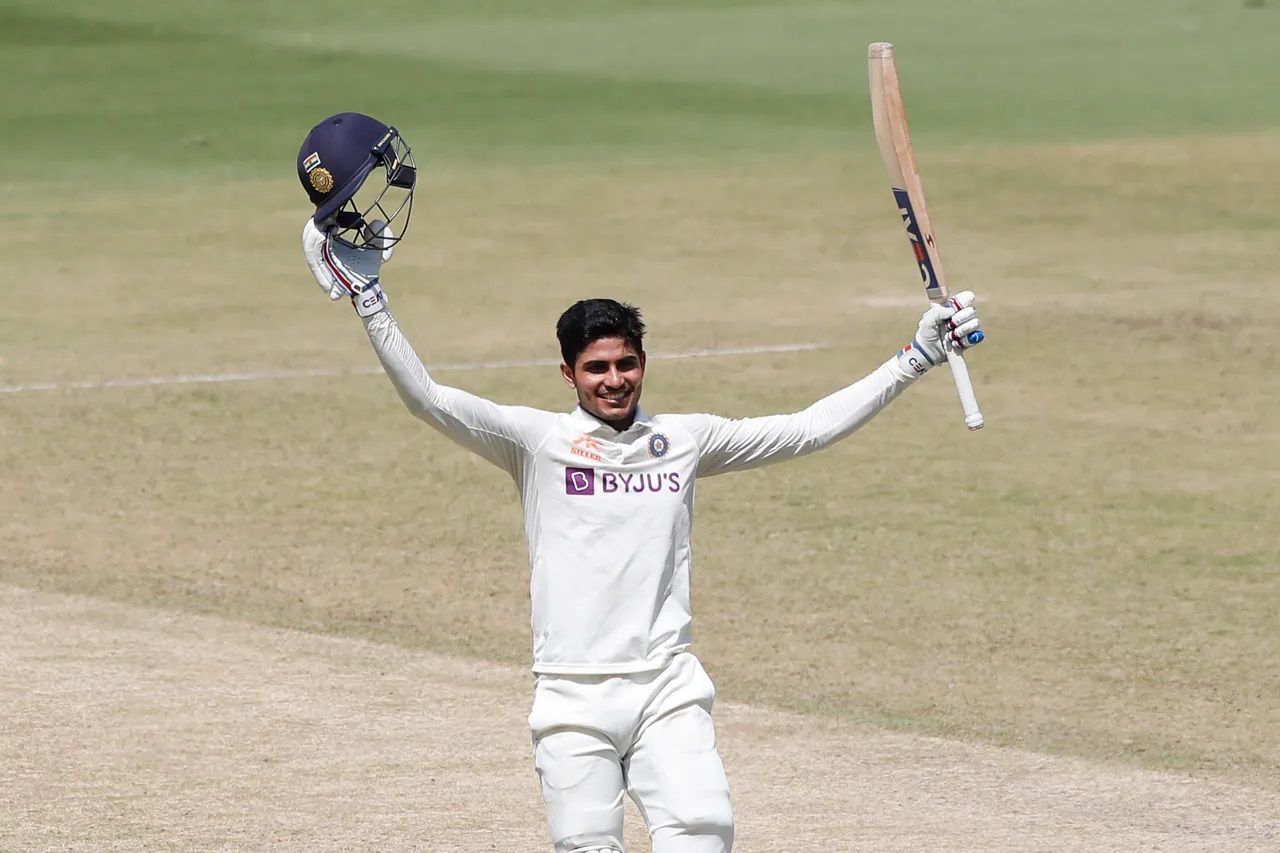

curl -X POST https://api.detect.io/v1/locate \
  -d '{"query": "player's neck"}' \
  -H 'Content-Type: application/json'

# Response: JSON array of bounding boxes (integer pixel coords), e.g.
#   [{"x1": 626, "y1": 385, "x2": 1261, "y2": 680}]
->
[
  {"x1": 600, "y1": 411, "x2": 636, "y2": 432},
  {"x1": 582, "y1": 405, "x2": 637, "y2": 432}
]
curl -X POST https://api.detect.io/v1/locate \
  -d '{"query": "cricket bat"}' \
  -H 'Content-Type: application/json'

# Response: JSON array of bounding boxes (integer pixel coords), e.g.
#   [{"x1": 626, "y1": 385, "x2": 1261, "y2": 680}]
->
[{"x1": 868, "y1": 42, "x2": 984, "y2": 431}]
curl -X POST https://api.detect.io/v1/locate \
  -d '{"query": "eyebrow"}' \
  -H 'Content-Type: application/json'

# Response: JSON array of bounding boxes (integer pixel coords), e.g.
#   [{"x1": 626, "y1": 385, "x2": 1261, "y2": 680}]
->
[{"x1": 583, "y1": 356, "x2": 640, "y2": 368}]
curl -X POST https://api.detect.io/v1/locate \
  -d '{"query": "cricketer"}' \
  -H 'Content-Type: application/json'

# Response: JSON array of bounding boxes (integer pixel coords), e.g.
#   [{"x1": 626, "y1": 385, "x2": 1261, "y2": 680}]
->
[{"x1": 297, "y1": 113, "x2": 984, "y2": 853}]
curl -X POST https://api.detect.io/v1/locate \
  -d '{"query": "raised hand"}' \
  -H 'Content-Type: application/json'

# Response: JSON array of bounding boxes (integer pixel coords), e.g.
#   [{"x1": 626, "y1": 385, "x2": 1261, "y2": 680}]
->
[
  {"x1": 909, "y1": 290, "x2": 984, "y2": 369},
  {"x1": 301, "y1": 219, "x2": 395, "y2": 316}
]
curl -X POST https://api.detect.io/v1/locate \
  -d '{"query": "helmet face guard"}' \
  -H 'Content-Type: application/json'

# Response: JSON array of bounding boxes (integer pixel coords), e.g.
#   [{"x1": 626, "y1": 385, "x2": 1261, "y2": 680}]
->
[{"x1": 327, "y1": 128, "x2": 416, "y2": 250}]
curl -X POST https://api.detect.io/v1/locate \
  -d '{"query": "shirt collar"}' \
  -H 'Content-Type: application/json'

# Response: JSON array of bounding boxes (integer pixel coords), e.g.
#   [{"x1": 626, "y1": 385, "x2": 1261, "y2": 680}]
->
[{"x1": 570, "y1": 405, "x2": 653, "y2": 435}]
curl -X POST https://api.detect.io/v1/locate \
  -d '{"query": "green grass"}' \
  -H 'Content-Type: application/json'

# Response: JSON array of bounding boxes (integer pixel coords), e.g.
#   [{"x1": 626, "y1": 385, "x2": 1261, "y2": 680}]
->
[
  {"x1": 2, "y1": 0, "x2": 1280, "y2": 789},
  {"x1": 1, "y1": 0, "x2": 1277, "y2": 185}
]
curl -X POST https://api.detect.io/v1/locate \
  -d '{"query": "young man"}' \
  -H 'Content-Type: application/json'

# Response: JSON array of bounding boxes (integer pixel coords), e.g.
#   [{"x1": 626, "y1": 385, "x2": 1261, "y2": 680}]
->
[{"x1": 298, "y1": 115, "x2": 983, "y2": 853}]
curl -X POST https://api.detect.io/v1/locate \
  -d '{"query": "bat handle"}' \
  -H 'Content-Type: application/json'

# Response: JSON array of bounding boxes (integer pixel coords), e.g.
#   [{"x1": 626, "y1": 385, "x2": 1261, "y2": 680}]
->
[{"x1": 944, "y1": 339, "x2": 984, "y2": 430}]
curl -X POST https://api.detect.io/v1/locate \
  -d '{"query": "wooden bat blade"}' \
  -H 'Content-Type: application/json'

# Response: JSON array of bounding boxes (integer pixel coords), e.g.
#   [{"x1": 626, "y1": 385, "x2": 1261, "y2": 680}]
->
[
  {"x1": 868, "y1": 41, "x2": 984, "y2": 431},
  {"x1": 868, "y1": 42, "x2": 948, "y2": 304}
]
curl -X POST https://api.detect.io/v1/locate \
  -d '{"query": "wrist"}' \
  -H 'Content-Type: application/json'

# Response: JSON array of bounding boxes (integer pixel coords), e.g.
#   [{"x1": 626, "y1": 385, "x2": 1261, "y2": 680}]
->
[
  {"x1": 352, "y1": 279, "x2": 388, "y2": 317},
  {"x1": 895, "y1": 340, "x2": 935, "y2": 378}
]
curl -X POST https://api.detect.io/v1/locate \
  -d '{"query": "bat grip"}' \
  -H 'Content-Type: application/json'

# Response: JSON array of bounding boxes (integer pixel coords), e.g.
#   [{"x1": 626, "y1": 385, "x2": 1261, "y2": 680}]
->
[{"x1": 943, "y1": 341, "x2": 984, "y2": 430}]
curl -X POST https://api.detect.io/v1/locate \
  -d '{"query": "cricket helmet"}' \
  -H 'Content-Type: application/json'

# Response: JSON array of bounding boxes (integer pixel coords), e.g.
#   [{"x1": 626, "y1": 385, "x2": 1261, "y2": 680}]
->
[{"x1": 296, "y1": 112, "x2": 416, "y2": 249}]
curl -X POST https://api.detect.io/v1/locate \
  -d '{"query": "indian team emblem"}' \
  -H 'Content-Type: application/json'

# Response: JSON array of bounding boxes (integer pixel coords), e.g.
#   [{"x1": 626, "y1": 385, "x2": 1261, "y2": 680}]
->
[
  {"x1": 648, "y1": 432, "x2": 669, "y2": 458},
  {"x1": 309, "y1": 167, "x2": 334, "y2": 193}
]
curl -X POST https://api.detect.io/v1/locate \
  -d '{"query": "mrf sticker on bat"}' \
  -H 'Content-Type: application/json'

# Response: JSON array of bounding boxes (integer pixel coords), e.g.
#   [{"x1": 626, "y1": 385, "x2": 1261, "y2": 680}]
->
[{"x1": 894, "y1": 188, "x2": 940, "y2": 293}]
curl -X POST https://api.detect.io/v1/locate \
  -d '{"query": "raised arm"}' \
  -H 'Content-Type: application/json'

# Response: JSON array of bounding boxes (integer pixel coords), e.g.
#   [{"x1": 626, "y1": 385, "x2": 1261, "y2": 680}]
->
[
  {"x1": 302, "y1": 220, "x2": 554, "y2": 475},
  {"x1": 688, "y1": 298, "x2": 984, "y2": 477}
]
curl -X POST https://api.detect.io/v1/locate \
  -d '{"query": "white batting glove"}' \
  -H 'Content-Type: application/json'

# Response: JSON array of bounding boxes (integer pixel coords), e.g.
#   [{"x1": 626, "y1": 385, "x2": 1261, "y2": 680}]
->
[
  {"x1": 897, "y1": 291, "x2": 984, "y2": 376},
  {"x1": 301, "y1": 219, "x2": 394, "y2": 317}
]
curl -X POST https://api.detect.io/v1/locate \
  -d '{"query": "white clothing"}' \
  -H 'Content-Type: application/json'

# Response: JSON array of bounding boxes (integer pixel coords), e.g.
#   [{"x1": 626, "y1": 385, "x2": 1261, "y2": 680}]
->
[
  {"x1": 363, "y1": 311, "x2": 917, "y2": 674},
  {"x1": 530, "y1": 653, "x2": 731, "y2": 853}
]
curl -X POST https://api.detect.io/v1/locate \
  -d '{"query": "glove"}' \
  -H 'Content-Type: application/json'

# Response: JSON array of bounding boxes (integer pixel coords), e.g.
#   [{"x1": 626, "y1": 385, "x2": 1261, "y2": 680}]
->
[
  {"x1": 897, "y1": 291, "x2": 984, "y2": 376},
  {"x1": 301, "y1": 218, "x2": 394, "y2": 317}
]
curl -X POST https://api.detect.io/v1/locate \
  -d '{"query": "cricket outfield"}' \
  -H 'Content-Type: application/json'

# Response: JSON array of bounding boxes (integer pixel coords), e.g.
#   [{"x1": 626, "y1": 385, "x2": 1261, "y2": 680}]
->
[{"x1": 2, "y1": 0, "x2": 1278, "y2": 849}]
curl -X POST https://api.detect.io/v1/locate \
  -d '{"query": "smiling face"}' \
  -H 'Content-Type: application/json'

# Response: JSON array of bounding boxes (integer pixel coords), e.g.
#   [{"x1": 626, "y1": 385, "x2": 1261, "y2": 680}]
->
[{"x1": 561, "y1": 336, "x2": 647, "y2": 429}]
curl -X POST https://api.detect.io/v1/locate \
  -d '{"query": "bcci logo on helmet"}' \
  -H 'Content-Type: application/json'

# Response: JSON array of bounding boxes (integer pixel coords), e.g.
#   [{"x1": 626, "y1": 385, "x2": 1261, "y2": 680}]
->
[{"x1": 309, "y1": 167, "x2": 334, "y2": 194}]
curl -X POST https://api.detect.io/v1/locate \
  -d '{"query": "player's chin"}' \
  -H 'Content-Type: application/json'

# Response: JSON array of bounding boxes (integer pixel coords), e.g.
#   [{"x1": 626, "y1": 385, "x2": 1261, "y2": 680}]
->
[{"x1": 594, "y1": 393, "x2": 636, "y2": 419}]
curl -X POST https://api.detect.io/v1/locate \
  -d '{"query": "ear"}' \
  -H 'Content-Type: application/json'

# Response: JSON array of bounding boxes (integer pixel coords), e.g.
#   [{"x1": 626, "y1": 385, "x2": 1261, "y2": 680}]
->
[
  {"x1": 639, "y1": 350, "x2": 647, "y2": 371},
  {"x1": 560, "y1": 361, "x2": 576, "y2": 388}
]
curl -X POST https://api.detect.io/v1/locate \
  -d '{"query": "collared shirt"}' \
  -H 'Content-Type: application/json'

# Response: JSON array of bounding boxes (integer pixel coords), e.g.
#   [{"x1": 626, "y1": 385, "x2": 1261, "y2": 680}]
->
[{"x1": 364, "y1": 312, "x2": 917, "y2": 674}]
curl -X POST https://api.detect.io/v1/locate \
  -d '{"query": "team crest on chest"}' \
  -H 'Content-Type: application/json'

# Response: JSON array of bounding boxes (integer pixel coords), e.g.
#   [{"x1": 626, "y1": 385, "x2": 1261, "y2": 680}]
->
[{"x1": 648, "y1": 432, "x2": 670, "y2": 458}]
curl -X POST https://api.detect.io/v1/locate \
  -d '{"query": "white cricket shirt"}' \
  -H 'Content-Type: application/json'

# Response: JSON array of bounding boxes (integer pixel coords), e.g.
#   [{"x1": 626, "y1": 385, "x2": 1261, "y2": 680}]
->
[{"x1": 364, "y1": 312, "x2": 918, "y2": 674}]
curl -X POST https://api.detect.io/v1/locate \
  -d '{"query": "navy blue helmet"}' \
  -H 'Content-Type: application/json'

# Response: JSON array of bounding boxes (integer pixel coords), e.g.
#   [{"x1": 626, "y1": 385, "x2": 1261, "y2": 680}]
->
[{"x1": 297, "y1": 112, "x2": 416, "y2": 248}]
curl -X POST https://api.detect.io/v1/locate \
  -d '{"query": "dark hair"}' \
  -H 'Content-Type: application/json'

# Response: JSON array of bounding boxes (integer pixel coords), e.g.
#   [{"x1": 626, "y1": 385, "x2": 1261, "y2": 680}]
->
[{"x1": 556, "y1": 299, "x2": 646, "y2": 366}]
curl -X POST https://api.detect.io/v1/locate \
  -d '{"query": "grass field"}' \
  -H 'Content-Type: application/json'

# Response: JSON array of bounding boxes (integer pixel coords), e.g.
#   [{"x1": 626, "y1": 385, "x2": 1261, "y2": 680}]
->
[{"x1": 3, "y1": 0, "x2": 1280, "y2": 849}]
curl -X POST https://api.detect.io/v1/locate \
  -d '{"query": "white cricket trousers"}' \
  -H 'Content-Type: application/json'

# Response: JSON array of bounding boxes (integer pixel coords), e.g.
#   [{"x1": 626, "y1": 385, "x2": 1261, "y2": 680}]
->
[{"x1": 529, "y1": 652, "x2": 734, "y2": 853}]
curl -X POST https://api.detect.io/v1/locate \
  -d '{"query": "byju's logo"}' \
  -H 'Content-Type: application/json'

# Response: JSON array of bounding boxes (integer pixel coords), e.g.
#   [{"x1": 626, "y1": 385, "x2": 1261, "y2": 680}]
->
[
  {"x1": 563, "y1": 461, "x2": 680, "y2": 494},
  {"x1": 565, "y1": 467, "x2": 682, "y2": 495},
  {"x1": 565, "y1": 467, "x2": 596, "y2": 495},
  {"x1": 603, "y1": 472, "x2": 681, "y2": 494}
]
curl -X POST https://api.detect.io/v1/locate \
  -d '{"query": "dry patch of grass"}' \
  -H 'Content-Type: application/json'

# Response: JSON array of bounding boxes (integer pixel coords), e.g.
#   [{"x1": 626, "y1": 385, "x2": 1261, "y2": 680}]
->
[{"x1": 5, "y1": 585, "x2": 1278, "y2": 852}]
